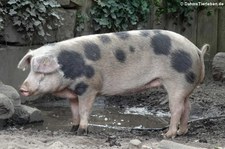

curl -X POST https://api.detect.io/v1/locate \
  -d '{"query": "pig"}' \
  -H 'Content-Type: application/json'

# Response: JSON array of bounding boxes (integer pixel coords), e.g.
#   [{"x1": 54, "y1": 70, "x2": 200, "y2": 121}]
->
[{"x1": 17, "y1": 30, "x2": 209, "y2": 138}]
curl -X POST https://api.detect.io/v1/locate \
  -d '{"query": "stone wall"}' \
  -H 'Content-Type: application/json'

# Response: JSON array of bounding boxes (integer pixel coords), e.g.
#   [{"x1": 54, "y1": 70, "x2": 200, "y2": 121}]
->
[{"x1": 0, "y1": 0, "x2": 82, "y2": 45}]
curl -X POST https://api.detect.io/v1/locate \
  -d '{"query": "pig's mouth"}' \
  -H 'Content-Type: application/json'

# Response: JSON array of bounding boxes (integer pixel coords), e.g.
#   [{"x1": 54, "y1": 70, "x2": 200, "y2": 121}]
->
[{"x1": 19, "y1": 88, "x2": 32, "y2": 96}]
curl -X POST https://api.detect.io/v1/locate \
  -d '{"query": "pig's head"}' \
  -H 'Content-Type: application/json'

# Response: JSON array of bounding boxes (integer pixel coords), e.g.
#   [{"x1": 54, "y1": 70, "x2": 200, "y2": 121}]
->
[{"x1": 18, "y1": 49, "x2": 68, "y2": 96}]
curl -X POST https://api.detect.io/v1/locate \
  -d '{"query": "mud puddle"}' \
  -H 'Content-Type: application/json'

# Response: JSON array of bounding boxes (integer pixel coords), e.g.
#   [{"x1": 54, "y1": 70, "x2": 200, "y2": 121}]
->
[{"x1": 26, "y1": 97, "x2": 170, "y2": 133}]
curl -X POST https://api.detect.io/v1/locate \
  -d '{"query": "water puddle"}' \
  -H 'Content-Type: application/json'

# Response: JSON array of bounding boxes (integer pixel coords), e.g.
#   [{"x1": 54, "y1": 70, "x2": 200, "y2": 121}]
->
[{"x1": 26, "y1": 98, "x2": 170, "y2": 133}]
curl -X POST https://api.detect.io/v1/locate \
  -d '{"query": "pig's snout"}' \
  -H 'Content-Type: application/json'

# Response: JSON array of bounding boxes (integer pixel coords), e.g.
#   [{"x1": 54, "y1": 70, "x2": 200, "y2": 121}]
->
[
  {"x1": 19, "y1": 82, "x2": 32, "y2": 96},
  {"x1": 19, "y1": 87, "x2": 31, "y2": 96}
]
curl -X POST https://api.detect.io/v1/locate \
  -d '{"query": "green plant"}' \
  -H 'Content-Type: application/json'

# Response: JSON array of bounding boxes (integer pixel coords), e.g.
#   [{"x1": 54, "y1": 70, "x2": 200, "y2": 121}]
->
[
  {"x1": 90, "y1": 0, "x2": 150, "y2": 32},
  {"x1": 4, "y1": 0, "x2": 63, "y2": 41},
  {"x1": 0, "y1": 2, "x2": 6, "y2": 31},
  {"x1": 75, "y1": 11, "x2": 89, "y2": 35},
  {"x1": 154, "y1": 0, "x2": 199, "y2": 27}
]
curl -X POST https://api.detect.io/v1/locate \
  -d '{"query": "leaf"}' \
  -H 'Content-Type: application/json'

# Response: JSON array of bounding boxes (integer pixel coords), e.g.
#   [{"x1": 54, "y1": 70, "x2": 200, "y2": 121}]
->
[
  {"x1": 13, "y1": 20, "x2": 21, "y2": 26},
  {"x1": 26, "y1": 8, "x2": 36, "y2": 17},
  {"x1": 47, "y1": 24, "x2": 52, "y2": 29},
  {"x1": 9, "y1": 9, "x2": 17, "y2": 16},
  {"x1": 34, "y1": 20, "x2": 41, "y2": 26},
  {"x1": 38, "y1": 4, "x2": 46, "y2": 13},
  {"x1": 51, "y1": 12, "x2": 60, "y2": 19},
  {"x1": 44, "y1": 0, "x2": 60, "y2": 7},
  {"x1": 7, "y1": 0, "x2": 17, "y2": 5},
  {"x1": 38, "y1": 26, "x2": 45, "y2": 36}
]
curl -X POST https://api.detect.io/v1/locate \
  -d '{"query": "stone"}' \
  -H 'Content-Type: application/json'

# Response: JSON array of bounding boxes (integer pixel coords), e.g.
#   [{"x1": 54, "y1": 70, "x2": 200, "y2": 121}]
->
[
  {"x1": 129, "y1": 139, "x2": 142, "y2": 149},
  {"x1": 0, "y1": 93, "x2": 14, "y2": 119},
  {"x1": 212, "y1": 52, "x2": 225, "y2": 81},
  {"x1": 33, "y1": 8, "x2": 77, "y2": 44},
  {"x1": 56, "y1": 0, "x2": 70, "y2": 6},
  {"x1": 0, "y1": 16, "x2": 27, "y2": 45},
  {"x1": 71, "y1": 0, "x2": 85, "y2": 6},
  {"x1": 141, "y1": 145, "x2": 152, "y2": 149},
  {"x1": 0, "y1": 81, "x2": 21, "y2": 106},
  {"x1": 53, "y1": 8, "x2": 77, "y2": 42},
  {"x1": 10, "y1": 105, "x2": 43, "y2": 125},
  {"x1": 47, "y1": 141, "x2": 68, "y2": 149},
  {"x1": 158, "y1": 140, "x2": 207, "y2": 149}
]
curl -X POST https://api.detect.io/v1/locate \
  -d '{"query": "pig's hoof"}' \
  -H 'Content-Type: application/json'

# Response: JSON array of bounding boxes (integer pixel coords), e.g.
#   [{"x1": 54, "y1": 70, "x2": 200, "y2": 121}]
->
[
  {"x1": 162, "y1": 130, "x2": 177, "y2": 139},
  {"x1": 177, "y1": 128, "x2": 188, "y2": 136},
  {"x1": 77, "y1": 128, "x2": 88, "y2": 136},
  {"x1": 70, "y1": 125, "x2": 79, "y2": 133}
]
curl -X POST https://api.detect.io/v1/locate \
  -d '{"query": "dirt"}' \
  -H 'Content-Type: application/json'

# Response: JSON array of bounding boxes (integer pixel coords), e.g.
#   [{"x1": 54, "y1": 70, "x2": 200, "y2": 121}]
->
[{"x1": 0, "y1": 66, "x2": 225, "y2": 149}]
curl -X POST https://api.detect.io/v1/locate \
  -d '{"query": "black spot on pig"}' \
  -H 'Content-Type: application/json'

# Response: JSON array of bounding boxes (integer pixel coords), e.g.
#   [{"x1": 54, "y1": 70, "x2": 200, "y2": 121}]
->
[
  {"x1": 115, "y1": 49, "x2": 126, "y2": 63},
  {"x1": 84, "y1": 42, "x2": 101, "y2": 61},
  {"x1": 84, "y1": 65, "x2": 95, "y2": 78},
  {"x1": 129, "y1": 46, "x2": 135, "y2": 53},
  {"x1": 171, "y1": 50, "x2": 192, "y2": 73},
  {"x1": 74, "y1": 82, "x2": 88, "y2": 96},
  {"x1": 185, "y1": 71, "x2": 196, "y2": 84},
  {"x1": 98, "y1": 35, "x2": 111, "y2": 43},
  {"x1": 58, "y1": 50, "x2": 95, "y2": 79},
  {"x1": 140, "y1": 31, "x2": 150, "y2": 37},
  {"x1": 151, "y1": 34, "x2": 171, "y2": 55},
  {"x1": 58, "y1": 51, "x2": 85, "y2": 79},
  {"x1": 115, "y1": 32, "x2": 130, "y2": 40}
]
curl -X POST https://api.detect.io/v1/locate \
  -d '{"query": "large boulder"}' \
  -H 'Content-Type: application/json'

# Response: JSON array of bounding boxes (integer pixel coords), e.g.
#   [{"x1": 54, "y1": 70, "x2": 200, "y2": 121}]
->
[
  {"x1": 0, "y1": 93, "x2": 14, "y2": 119},
  {"x1": 0, "y1": 81, "x2": 21, "y2": 106},
  {"x1": 10, "y1": 105, "x2": 43, "y2": 125},
  {"x1": 212, "y1": 52, "x2": 225, "y2": 81}
]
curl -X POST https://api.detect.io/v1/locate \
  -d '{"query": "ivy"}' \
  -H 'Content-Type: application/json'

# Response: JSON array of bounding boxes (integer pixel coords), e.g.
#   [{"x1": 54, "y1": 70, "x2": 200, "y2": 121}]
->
[
  {"x1": 75, "y1": 10, "x2": 89, "y2": 36},
  {"x1": 89, "y1": 0, "x2": 150, "y2": 32},
  {"x1": 0, "y1": 2, "x2": 6, "y2": 31},
  {"x1": 1, "y1": 0, "x2": 63, "y2": 41},
  {"x1": 154, "y1": 0, "x2": 202, "y2": 29}
]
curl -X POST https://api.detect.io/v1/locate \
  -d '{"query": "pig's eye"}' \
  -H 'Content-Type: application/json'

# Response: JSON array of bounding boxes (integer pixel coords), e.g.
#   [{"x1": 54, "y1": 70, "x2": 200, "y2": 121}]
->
[{"x1": 27, "y1": 57, "x2": 31, "y2": 64}]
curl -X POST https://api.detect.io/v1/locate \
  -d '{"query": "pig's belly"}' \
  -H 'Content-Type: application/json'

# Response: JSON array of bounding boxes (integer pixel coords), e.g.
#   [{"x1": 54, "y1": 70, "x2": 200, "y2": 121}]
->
[{"x1": 100, "y1": 74, "x2": 162, "y2": 96}]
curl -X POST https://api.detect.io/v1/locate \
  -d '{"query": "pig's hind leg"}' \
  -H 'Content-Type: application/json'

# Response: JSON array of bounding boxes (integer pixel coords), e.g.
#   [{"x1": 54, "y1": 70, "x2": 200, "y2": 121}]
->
[
  {"x1": 163, "y1": 80, "x2": 193, "y2": 138},
  {"x1": 177, "y1": 96, "x2": 191, "y2": 135}
]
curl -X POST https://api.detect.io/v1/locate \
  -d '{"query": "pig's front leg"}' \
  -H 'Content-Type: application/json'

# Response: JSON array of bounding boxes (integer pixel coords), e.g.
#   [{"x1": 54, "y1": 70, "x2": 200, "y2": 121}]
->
[
  {"x1": 77, "y1": 91, "x2": 97, "y2": 135},
  {"x1": 53, "y1": 89, "x2": 80, "y2": 132},
  {"x1": 69, "y1": 97, "x2": 80, "y2": 132}
]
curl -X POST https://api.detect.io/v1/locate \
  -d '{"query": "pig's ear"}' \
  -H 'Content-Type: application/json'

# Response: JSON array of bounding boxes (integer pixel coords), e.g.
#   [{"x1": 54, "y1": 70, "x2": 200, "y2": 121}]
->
[
  {"x1": 31, "y1": 56, "x2": 59, "y2": 73},
  {"x1": 17, "y1": 50, "x2": 33, "y2": 71}
]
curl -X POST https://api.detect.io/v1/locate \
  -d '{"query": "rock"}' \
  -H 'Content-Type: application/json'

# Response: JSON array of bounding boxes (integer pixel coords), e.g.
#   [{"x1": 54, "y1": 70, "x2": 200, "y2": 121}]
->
[
  {"x1": 106, "y1": 135, "x2": 121, "y2": 147},
  {"x1": 158, "y1": 140, "x2": 207, "y2": 149},
  {"x1": 0, "y1": 81, "x2": 21, "y2": 106},
  {"x1": 212, "y1": 52, "x2": 225, "y2": 81},
  {"x1": 141, "y1": 145, "x2": 152, "y2": 149},
  {"x1": 129, "y1": 139, "x2": 142, "y2": 149},
  {"x1": 47, "y1": 141, "x2": 68, "y2": 149},
  {"x1": 56, "y1": 0, "x2": 70, "y2": 6},
  {"x1": 71, "y1": 0, "x2": 85, "y2": 6},
  {"x1": 0, "y1": 93, "x2": 14, "y2": 119},
  {"x1": 56, "y1": 0, "x2": 77, "y2": 8},
  {"x1": 0, "y1": 16, "x2": 27, "y2": 45},
  {"x1": 10, "y1": 105, "x2": 43, "y2": 125}
]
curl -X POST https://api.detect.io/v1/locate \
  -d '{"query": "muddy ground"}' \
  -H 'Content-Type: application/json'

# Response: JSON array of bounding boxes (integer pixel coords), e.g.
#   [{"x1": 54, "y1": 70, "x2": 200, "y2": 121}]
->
[{"x1": 0, "y1": 65, "x2": 225, "y2": 149}]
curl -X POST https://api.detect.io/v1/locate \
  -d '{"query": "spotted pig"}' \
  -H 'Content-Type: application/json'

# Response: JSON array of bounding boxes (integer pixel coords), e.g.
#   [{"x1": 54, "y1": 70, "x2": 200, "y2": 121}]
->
[{"x1": 17, "y1": 30, "x2": 209, "y2": 138}]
